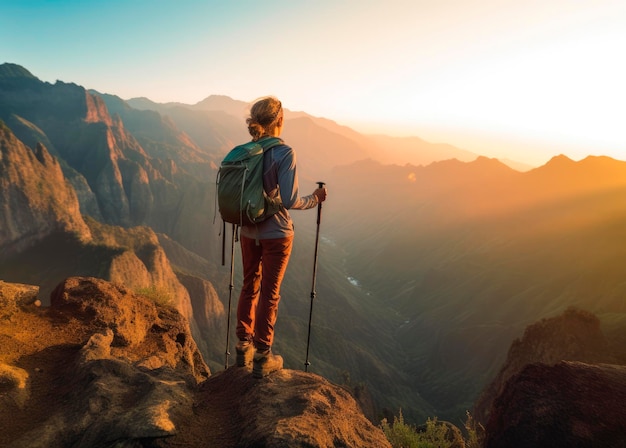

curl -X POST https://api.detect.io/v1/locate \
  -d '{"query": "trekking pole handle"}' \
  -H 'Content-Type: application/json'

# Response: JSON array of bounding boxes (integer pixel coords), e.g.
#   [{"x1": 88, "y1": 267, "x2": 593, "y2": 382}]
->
[{"x1": 316, "y1": 181, "x2": 325, "y2": 224}]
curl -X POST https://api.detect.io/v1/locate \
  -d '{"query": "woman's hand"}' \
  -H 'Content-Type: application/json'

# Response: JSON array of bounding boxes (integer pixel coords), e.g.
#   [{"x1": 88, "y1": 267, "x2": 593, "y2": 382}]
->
[{"x1": 313, "y1": 187, "x2": 327, "y2": 203}]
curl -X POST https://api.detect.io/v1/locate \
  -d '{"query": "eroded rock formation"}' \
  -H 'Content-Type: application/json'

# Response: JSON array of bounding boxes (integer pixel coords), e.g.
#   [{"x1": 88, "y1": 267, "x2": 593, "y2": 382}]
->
[
  {"x1": 484, "y1": 361, "x2": 626, "y2": 448},
  {"x1": 0, "y1": 277, "x2": 389, "y2": 448}
]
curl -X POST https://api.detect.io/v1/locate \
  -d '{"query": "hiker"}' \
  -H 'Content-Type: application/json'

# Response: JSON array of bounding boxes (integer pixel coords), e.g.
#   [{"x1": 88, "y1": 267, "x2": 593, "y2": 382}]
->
[{"x1": 235, "y1": 96, "x2": 327, "y2": 378}]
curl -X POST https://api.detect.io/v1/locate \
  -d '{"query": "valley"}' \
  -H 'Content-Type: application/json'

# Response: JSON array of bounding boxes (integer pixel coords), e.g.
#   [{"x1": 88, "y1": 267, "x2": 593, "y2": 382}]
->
[{"x1": 2, "y1": 62, "x2": 626, "y2": 429}]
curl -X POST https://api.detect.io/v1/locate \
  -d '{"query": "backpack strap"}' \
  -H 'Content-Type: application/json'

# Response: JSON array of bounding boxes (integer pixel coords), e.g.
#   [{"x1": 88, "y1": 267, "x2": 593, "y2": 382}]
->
[
  {"x1": 258, "y1": 137, "x2": 284, "y2": 202},
  {"x1": 256, "y1": 136, "x2": 284, "y2": 152}
]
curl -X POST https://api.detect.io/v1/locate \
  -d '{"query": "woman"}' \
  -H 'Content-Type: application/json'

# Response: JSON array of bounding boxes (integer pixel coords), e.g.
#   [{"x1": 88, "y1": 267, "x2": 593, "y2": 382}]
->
[{"x1": 235, "y1": 96, "x2": 327, "y2": 378}]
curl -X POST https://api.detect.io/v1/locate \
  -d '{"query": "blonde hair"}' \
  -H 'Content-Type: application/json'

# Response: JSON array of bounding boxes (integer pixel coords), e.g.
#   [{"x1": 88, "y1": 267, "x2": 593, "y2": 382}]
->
[{"x1": 246, "y1": 96, "x2": 283, "y2": 141}]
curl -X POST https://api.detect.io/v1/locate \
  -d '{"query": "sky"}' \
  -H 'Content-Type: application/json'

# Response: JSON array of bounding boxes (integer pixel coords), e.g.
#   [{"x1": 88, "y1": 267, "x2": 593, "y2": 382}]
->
[{"x1": 2, "y1": 0, "x2": 625, "y2": 166}]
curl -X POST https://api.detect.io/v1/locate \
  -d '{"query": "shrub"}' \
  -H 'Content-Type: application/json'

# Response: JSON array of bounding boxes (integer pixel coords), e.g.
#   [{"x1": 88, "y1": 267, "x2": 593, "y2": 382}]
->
[
  {"x1": 381, "y1": 411, "x2": 453, "y2": 448},
  {"x1": 464, "y1": 411, "x2": 484, "y2": 448},
  {"x1": 136, "y1": 285, "x2": 173, "y2": 307},
  {"x1": 382, "y1": 410, "x2": 484, "y2": 448},
  {"x1": 381, "y1": 410, "x2": 422, "y2": 447}
]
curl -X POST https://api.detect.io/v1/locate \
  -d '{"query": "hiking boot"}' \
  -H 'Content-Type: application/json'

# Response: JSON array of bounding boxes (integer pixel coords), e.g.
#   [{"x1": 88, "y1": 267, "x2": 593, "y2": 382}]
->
[
  {"x1": 252, "y1": 350, "x2": 283, "y2": 378},
  {"x1": 236, "y1": 340, "x2": 254, "y2": 367}
]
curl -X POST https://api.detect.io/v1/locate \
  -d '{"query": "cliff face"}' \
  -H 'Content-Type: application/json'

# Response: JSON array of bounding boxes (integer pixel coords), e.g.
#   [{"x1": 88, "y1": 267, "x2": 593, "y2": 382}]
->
[
  {"x1": 176, "y1": 271, "x2": 226, "y2": 371},
  {"x1": 0, "y1": 122, "x2": 91, "y2": 257},
  {"x1": 0, "y1": 65, "x2": 195, "y2": 233},
  {"x1": 0, "y1": 278, "x2": 389, "y2": 448},
  {"x1": 0, "y1": 141, "x2": 202, "y2": 344},
  {"x1": 473, "y1": 307, "x2": 615, "y2": 426},
  {"x1": 474, "y1": 308, "x2": 626, "y2": 446},
  {"x1": 484, "y1": 361, "x2": 626, "y2": 448},
  {"x1": 0, "y1": 63, "x2": 221, "y2": 270}
]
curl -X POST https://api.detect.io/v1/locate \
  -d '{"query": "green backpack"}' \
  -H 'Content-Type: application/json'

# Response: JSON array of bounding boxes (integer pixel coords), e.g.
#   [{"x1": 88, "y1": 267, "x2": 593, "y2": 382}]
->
[{"x1": 216, "y1": 136, "x2": 284, "y2": 226}]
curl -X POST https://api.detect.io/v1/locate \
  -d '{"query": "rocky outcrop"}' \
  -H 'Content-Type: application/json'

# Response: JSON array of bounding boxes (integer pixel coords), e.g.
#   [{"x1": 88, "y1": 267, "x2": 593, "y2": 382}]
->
[
  {"x1": 484, "y1": 361, "x2": 626, "y2": 448},
  {"x1": 184, "y1": 367, "x2": 392, "y2": 448},
  {"x1": 0, "y1": 281, "x2": 40, "y2": 321},
  {"x1": 84, "y1": 90, "x2": 113, "y2": 125},
  {"x1": 86, "y1": 220, "x2": 195, "y2": 323},
  {"x1": 474, "y1": 307, "x2": 615, "y2": 426},
  {"x1": 176, "y1": 271, "x2": 225, "y2": 369},
  {"x1": 49, "y1": 277, "x2": 208, "y2": 380},
  {"x1": 0, "y1": 122, "x2": 91, "y2": 257},
  {"x1": 0, "y1": 278, "x2": 389, "y2": 448},
  {"x1": 1, "y1": 277, "x2": 209, "y2": 448}
]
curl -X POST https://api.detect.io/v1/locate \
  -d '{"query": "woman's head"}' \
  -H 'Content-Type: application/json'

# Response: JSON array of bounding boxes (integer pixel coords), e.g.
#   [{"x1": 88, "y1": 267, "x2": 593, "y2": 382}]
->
[{"x1": 246, "y1": 96, "x2": 283, "y2": 141}]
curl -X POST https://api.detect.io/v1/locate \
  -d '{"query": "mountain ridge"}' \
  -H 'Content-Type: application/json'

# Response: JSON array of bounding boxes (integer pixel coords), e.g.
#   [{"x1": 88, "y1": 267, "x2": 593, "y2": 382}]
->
[
  {"x1": 3, "y1": 62, "x2": 626, "y2": 429},
  {"x1": 0, "y1": 62, "x2": 37, "y2": 79}
]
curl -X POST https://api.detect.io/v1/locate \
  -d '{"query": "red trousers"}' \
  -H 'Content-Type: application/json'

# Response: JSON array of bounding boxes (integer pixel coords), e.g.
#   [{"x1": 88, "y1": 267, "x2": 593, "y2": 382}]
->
[{"x1": 236, "y1": 235, "x2": 293, "y2": 351}]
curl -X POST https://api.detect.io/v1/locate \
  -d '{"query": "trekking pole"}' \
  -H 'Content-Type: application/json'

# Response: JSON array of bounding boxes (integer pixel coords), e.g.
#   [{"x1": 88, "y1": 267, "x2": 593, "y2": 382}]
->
[
  {"x1": 304, "y1": 181, "x2": 325, "y2": 372},
  {"x1": 221, "y1": 220, "x2": 226, "y2": 266},
  {"x1": 224, "y1": 223, "x2": 237, "y2": 369}
]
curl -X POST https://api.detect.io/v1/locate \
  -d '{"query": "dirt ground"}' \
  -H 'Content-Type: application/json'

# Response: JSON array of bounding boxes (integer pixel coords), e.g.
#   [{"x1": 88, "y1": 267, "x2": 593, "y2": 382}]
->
[{"x1": 0, "y1": 303, "x2": 237, "y2": 447}]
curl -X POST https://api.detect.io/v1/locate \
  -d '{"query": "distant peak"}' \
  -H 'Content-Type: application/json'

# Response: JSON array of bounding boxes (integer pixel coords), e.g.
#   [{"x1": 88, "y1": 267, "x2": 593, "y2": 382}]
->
[
  {"x1": 0, "y1": 63, "x2": 38, "y2": 80},
  {"x1": 547, "y1": 154, "x2": 574, "y2": 164},
  {"x1": 131, "y1": 96, "x2": 152, "y2": 101},
  {"x1": 580, "y1": 154, "x2": 622, "y2": 165},
  {"x1": 468, "y1": 155, "x2": 508, "y2": 170},
  {"x1": 195, "y1": 94, "x2": 233, "y2": 105},
  {"x1": 202, "y1": 94, "x2": 234, "y2": 101},
  {"x1": 532, "y1": 154, "x2": 576, "y2": 173},
  {"x1": 127, "y1": 96, "x2": 158, "y2": 105},
  {"x1": 473, "y1": 155, "x2": 502, "y2": 165},
  {"x1": 430, "y1": 156, "x2": 501, "y2": 168}
]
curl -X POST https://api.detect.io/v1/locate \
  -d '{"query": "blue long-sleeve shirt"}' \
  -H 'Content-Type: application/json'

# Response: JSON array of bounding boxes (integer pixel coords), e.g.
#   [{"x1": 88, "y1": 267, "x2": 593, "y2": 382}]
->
[{"x1": 240, "y1": 142, "x2": 318, "y2": 240}]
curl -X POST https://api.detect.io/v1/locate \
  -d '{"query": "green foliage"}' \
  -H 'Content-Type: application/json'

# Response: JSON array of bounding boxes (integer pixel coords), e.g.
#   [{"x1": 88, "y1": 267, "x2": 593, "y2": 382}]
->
[
  {"x1": 136, "y1": 285, "x2": 173, "y2": 307},
  {"x1": 382, "y1": 410, "x2": 484, "y2": 448},
  {"x1": 463, "y1": 411, "x2": 484, "y2": 448},
  {"x1": 381, "y1": 411, "x2": 454, "y2": 448},
  {"x1": 380, "y1": 410, "x2": 422, "y2": 447}
]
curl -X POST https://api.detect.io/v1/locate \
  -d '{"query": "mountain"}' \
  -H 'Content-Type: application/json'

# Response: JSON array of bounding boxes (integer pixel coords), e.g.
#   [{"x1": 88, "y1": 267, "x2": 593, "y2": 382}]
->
[
  {"x1": 0, "y1": 120, "x2": 90, "y2": 256},
  {"x1": 473, "y1": 308, "x2": 616, "y2": 426},
  {"x1": 0, "y1": 63, "x2": 417, "y2": 417},
  {"x1": 0, "y1": 63, "x2": 224, "y2": 271},
  {"x1": 324, "y1": 154, "x2": 626, "y2": 420},
  {"x1": 127, "y1": 94, "x2": 377, "y2": 180},
  {"x1": 478, "y1": 308, "x2": 626, "y2": 447},
  {"x1": 3, "y1": 62, "x2": 626, "y2": 429},
  {"x1": 93, "y1": 92, "x2": 215, "y2": 177},
  {"x1": 0, "y1": 115, "x2": 221, "y2": 371},
  {"x1": 368, "y1": 134, "x2": 478, "y2": 166},
  {"x1": 125, "y1": 95, "x2": 246, "y2": 154},
  {"x1": 485, "y1": 361, "x2": 626, "y2": 447}
]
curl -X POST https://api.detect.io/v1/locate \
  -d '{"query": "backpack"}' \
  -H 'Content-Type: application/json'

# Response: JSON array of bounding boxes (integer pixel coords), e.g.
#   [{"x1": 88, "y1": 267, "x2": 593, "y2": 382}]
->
[{"x1": 216, "y1": 136, "x2": 284, "y2": 226}]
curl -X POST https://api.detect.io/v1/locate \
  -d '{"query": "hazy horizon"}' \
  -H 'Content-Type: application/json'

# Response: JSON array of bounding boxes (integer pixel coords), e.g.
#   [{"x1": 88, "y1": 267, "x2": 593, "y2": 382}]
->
[{"x1": 2, "y1": 0, "x2": 625, "y2": 166}]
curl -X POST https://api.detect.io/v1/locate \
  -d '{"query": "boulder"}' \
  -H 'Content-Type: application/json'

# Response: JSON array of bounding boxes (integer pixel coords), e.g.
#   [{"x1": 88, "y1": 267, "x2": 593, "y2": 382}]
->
[
  {"x1": 0, "y1": 281, "x2": 39, "y2": 319},
  {"x1": 474, "y1": 307, "x2": 614, "y2": 426},
  {"x1": 184, "y1": 367, "x2": 392, "y2": 448},
  {"x1": 49, "y1": 277, "x2": 208, "y2": 381},
  {"x1": 484, "y1": 361, "x2": 626, "y2": 448}
]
